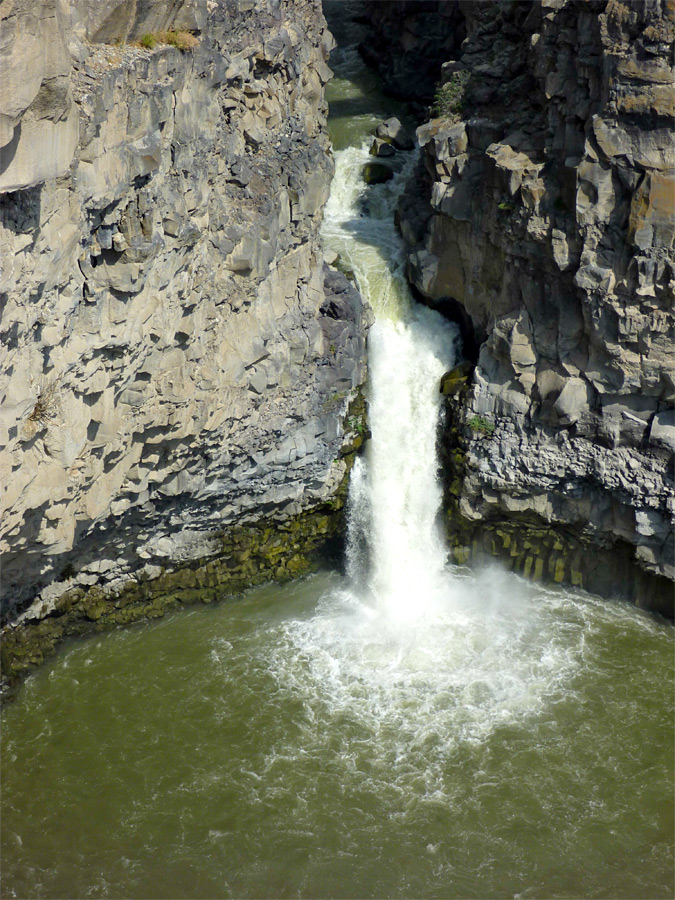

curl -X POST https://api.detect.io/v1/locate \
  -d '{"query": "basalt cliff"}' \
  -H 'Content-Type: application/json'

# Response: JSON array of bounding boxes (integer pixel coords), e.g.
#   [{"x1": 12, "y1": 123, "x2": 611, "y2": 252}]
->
[
  {"x1": 0, "y1": 0, "x2": 370, "y2": 684},
  {"x1": 362, "y1": 0, "x2": 674, "y2": 616}
]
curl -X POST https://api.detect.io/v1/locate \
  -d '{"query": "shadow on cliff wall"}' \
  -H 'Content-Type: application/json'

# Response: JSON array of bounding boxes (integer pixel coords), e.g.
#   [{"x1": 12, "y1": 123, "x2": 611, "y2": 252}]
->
[{"x1": 0, "y1": 182, "x2": 42, "y2": 236}]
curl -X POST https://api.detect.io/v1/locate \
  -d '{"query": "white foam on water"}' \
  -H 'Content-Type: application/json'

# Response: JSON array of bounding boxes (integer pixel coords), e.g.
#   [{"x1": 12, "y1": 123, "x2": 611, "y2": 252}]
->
[
  {"x1": 276, "y1": 570, "x2": 584, "y2": 735},
  {"x1": 323, "y1": 139, "x2": 416, "y2": 322}
]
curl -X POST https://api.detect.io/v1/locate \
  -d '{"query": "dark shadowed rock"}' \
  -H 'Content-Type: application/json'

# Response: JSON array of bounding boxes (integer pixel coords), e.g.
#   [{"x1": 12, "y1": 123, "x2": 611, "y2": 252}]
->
[
  {"x1": 363, "y1": 161, "x2": 394, "y2": 184},
  {"x1": 369, "y1": 137, "x2": 396, "y2": 157}
]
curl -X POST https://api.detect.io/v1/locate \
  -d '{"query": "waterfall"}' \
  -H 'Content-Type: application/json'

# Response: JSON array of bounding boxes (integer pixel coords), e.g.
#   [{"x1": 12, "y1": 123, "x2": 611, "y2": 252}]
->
[
  {"x1": 307, "y1": 60, "x2": 590, "y2": 761},
  {"x1": 323, "y1": 140, "x2": 459, "y2": 621}
]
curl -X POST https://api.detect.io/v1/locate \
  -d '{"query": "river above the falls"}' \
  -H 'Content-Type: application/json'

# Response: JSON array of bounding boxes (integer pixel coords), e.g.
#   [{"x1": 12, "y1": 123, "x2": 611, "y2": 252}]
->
[{"x1": 2, "y1": 22, "x2": 674, "y2": 900}]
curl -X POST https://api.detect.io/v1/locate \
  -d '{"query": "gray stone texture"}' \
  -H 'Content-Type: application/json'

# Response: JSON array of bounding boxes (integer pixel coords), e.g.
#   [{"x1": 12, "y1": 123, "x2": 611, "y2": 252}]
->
[
  {"x1": 387, "y1": 0, "x2": 674, "y2": 608},
  {"x1": 0, "y1": 0, "x2": 370, "y2": 622}
]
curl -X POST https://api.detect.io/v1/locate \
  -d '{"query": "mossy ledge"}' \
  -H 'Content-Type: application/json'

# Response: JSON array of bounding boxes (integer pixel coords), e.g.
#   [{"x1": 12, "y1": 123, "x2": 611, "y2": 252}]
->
[
  {"x1": 0, "y1": 506, "x2": 335, "y2": 696},
  {"x1": 444, "y1": 505, "x2": 673, "y2": 621},
  {"x1": 1, "y1": 394, "x2": 369, "y2": 698}
]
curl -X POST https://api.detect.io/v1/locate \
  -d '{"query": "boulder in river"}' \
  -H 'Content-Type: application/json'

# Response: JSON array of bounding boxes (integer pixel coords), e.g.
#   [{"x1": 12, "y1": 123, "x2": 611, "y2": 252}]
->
[
  {"x1": 363, "y1": 162, "x2": 394, "y2": 184},
  {"x1": 369, "y1": 137, "x2": 396, "y2": 157},
  {"x1": 374, "y1": 117, "x2": 414, "y2": 150}
]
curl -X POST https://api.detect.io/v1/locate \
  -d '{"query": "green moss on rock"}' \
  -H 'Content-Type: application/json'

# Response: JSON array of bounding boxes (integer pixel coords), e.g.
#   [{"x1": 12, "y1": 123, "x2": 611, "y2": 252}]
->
[
  {"x1": 362, "y1": 162, "x2": 394, "y2": 185},
  {"x1": 0, "y1": 504, "x2": 342, "y2": 693},
  {"x1": 440, "y1": 361, "x2": 474, "y2": 397}
]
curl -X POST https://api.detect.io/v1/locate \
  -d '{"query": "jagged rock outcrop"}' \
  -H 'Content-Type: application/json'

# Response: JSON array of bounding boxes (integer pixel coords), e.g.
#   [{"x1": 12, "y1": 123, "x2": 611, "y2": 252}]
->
[
  {"x1": 0, "y1": 0, "x2": 370, "y2": 653},
  {"x1": 383, "y1": 0, "x2": 674, "y2": 615}
]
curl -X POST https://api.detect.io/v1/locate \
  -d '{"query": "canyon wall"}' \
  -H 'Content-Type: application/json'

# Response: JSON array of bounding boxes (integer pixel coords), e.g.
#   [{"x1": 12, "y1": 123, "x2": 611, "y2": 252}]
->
[
  {"x1": 372, "y1": 0, "x2": 674, "y2": 615},
  {"x1": 0, "y1": 0, "x2": 370, "y2": 678}
]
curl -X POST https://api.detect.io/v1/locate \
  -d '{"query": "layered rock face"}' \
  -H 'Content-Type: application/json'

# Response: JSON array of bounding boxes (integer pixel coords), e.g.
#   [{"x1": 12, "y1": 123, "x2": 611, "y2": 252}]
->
[
  {"x1": 387, "y1": 0, "x2": 674, "y2": 614},
  {"x1": 0, "y1": 0, "x2": 370, "y2": 633}
]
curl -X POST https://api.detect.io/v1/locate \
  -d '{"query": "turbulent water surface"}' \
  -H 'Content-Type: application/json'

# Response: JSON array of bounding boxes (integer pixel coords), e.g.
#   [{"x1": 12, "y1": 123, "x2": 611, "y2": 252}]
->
[{"x1": 2, "y1": 24, "x2": 674, "y2": 900}]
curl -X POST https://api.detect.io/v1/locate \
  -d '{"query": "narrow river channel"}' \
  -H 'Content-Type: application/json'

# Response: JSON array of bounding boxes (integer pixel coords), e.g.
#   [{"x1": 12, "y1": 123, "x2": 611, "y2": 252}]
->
[{"x1": 1, "y1": 20, "x2": 673, "y2": 900}]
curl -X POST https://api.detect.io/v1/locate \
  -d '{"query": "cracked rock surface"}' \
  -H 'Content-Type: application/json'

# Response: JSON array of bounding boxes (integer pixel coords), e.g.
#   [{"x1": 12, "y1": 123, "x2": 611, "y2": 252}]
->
[
  {"x1": 0, "y1": 0, "x2": 370, "y2": 622},
  {"x1": 369, "y1": 0, "x2": 674, "y2": 613}
]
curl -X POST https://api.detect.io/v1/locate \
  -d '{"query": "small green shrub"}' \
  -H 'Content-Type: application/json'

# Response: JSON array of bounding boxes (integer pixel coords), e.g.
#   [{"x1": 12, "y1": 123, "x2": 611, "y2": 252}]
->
[
  {"x1": 140, "y1": 33, "x2": 157, "y2": 49},
  {"x1": 498, "y1": 200, "x2": 516, "y2": 212},
  {"x1": 467, "y1": 414, "x2": 495, "y2": 435},
  {"x1": 161, "y1": 30, "x2": 199, "y2": 51},
  {"x1": 345, "y1": 416, "x2": 366, "y2": 435},
  {"x1": 432, "y1": 70, "x2": 470, "y2": 121}
]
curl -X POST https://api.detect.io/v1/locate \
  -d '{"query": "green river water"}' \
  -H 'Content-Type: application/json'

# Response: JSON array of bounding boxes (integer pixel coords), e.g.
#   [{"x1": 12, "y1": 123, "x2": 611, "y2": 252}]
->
[{"x1": 1, "y1": 20, "x2": 674, "y2": 900}]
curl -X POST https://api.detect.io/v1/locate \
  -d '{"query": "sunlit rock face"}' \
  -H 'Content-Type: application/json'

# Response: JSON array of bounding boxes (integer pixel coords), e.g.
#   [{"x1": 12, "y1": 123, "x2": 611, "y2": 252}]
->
[
  {"x1": 0, "y1": 0, "x2": 370, "y2": 622},
  {"x1": 369, "y1": 0, "x2": 674, "y2": 614}
]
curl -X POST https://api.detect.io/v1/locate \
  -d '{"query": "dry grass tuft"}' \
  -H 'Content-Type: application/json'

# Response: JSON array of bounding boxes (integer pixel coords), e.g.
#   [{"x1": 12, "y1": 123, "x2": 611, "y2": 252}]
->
[
  {"x1": 138, "y1": 30, "x2": 199, "y2": 52},
  {"x1": 28, "y1": 381, "x2": 59, "y2": 426}
]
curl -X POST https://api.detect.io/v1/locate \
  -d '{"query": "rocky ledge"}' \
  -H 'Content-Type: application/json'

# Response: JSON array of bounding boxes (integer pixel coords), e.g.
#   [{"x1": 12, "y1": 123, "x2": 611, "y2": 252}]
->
[
  {"x1": 375, "y1": 0, "x2": 673, "y2": 615},
  {"x1": 0, "y1": 0, "x2": 371, "y2": 687}
]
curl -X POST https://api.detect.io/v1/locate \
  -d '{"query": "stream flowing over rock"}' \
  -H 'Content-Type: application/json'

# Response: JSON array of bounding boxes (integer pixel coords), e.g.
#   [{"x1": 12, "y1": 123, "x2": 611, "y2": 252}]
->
[
  {"x1": 0, "y1": 0, "x2": 371, "y2": 672},
  {"x1": 362, "y1": 0, "x2": 674, "y2": 616}
]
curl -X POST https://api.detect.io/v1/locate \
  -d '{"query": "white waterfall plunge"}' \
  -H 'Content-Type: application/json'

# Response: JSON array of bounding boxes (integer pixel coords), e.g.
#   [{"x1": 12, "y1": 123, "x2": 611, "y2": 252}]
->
[
  {"x1": 350, "y1": 311, "x2": 457, "y2": 621},
  {"x1": 290, "y1": 132, "x2": 585, "y2": 753},
  {"x1": 323, "y1": 140, "x2": 459, "y2": 621}
]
